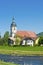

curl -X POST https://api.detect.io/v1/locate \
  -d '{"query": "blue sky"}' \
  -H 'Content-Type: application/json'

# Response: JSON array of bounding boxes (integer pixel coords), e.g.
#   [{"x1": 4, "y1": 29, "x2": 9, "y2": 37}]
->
[{"x1": 0, "y1": 0, "x2": 43, "y2": 36}]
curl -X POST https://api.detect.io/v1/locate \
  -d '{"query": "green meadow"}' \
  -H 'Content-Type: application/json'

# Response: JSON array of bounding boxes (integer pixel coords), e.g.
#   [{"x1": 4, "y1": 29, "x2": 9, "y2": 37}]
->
[{"x1": 0, "y1": 46, "x2": 43, "y2": 56}]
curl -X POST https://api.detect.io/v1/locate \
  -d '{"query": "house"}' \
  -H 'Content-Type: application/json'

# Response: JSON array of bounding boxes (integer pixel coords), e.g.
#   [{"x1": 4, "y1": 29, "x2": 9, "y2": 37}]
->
[
  {"x1": 20, "y1": 37, "x2": 34, "y2": 46},
  {"x1": 16, "y1": 31, "x2": 37, "y2": 46},
  {"x1": 8, "y1": 17, "x2": 37, "y2": 46}
]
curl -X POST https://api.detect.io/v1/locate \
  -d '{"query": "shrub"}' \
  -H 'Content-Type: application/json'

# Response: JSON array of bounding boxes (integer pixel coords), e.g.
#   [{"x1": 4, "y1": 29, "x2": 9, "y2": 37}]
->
[{"x1": 38, "y1": 37, "x2": 43, "y2": 46}]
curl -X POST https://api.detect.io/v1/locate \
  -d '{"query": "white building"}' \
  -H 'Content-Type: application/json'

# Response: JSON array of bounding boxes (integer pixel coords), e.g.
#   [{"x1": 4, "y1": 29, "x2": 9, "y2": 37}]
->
[{"x1": 20, "y1": 37, "x2": 34, "y2": 46}]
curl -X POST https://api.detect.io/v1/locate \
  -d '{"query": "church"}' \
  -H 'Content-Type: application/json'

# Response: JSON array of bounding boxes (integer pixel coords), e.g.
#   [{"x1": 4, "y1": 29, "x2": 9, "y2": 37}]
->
[{"x1": 8, "y1": 17, "x2": 37, "y2": 46}]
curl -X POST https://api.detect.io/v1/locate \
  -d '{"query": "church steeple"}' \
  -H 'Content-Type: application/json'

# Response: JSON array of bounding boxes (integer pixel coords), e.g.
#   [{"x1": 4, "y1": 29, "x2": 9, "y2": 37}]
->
[
  {"x1": 11, "y1": 17, "x2": 17, "y2": 27},
  {"x1": 12, "y1": 16, "x2": 15, "y2": 22},
  {"x1": 10, "y1": 17, "x2": 17, "y2": 38}
]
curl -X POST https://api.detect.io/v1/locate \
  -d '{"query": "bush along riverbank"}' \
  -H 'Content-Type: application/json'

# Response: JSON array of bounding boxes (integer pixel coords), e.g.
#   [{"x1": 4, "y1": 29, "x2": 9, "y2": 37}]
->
[{"x1": 0, "y1": 46, "x2": 43, "y2": 56}]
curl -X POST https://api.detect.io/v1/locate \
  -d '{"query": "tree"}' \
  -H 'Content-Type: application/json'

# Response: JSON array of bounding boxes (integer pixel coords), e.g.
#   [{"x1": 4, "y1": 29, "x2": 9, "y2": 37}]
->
[
  {"x1": 0, "y1": 38, "x2": 4, "y2": 45},
  {"x1": 38, "y1": 37, "x2": 43, "y2": 46},
  {"x1": 16, "y1": 37, "x2": 21, "y2": 45},
  {"x1": 0, "y1": 33, "x2": 3, "y2": 45},
  {"x1": 0, "y1": 33, "x2": 1, "y2": 38},
  {"x1": 3, "y1": 31, "x2": 9, "y2": 45},
  {"x1": 4, "y1": 31, "x2": 9, "y2": 38},
  {"x1": 0, "y1": 35, "x2": 1, "y2": 38}
]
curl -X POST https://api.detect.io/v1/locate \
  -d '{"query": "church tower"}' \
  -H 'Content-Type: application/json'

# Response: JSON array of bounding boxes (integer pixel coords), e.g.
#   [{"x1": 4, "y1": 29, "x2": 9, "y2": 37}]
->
[
  {"x1": 8, "y1": 17, "x2": 17, "y2": 46},
  {"x1": 10, "y1": 17, "x2": 17, "y2": 38}
]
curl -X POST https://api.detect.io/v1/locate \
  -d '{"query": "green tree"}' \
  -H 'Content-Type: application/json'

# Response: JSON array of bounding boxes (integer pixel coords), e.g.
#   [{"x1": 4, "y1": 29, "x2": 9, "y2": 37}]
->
[
  {"x1": 3, "y1": 31, "x2": 9, "y2": 45},
  {"x1": 0, "y1": 33, "x2": 1, "y2": 38},
  {"x1": 0, "y1": 38, "x2": 4, "y2": 45},
  {"x1": 16, "y1": 37, "x2": 21, "y2": 45},
  {"x1": 38, "y1": 37, "x2": 43, "y2": 46}
]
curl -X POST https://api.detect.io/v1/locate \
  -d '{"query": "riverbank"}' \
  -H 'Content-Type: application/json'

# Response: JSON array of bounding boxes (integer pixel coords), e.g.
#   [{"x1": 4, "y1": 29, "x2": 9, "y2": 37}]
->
[
  {"x1": 0, "y1": 60, "x2": 18, "y2": 65},
  {"x1": 0, "y1": 46, "x2": 43, "y2": 56}
]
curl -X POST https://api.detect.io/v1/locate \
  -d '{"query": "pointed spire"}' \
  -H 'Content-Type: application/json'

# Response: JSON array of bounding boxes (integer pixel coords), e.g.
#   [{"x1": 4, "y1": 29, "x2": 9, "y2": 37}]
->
[
  {"x1": 11, "y1": 16, "x2": 17, "y2": 27},
  {"x1": 12, "y1": 16, "x2": 15, "y2": 22}
]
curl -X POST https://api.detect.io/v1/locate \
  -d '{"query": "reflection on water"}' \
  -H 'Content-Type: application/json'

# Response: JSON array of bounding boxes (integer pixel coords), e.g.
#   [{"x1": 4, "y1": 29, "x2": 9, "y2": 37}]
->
[{"x1": 0, "y1": 54, "x2": 43, "y2": 65}]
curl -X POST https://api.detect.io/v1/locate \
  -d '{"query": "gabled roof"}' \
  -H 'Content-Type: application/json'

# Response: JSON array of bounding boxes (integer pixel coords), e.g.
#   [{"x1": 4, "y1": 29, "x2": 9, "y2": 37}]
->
[{"x1": 16, "y1": 30, "x2": 37, "y2": 40}]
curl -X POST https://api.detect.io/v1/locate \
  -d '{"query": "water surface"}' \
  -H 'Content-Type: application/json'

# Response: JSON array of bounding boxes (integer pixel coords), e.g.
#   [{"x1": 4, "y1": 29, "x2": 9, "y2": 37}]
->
[{"x1": 0, "y1": 54, "x2": 43, "y2": 65}]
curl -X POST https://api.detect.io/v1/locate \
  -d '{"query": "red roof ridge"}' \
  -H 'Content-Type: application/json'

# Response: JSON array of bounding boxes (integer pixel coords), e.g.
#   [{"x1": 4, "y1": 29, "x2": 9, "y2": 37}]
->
[
  {"x1": 17, "y1": 30, "x2": 36, "y2": 33},
  {"x1": 16, "y1": 30, "x2": 37, "y2": 39}
]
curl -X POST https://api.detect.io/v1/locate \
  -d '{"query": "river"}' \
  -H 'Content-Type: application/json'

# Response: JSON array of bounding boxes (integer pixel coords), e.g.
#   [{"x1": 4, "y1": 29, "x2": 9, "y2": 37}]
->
[{"x1": 0, "y1": 54, "x2": 43, "y2": 65}]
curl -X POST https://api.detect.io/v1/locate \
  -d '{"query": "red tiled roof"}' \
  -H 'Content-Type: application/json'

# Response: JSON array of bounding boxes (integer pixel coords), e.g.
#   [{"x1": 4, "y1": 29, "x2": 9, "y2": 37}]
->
[{"x1": 16, "y1": 31, "x2": 37, "y2": 39}]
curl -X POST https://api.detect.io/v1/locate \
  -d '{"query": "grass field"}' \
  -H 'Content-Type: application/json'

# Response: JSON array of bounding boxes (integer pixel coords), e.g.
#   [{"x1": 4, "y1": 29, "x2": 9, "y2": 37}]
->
[
  {"x1": 0, "y1": 46, "x2": 43, "y2": 56},
  {"x1": 0, "y1": 60, "x2": 18, "y2": 65}
]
